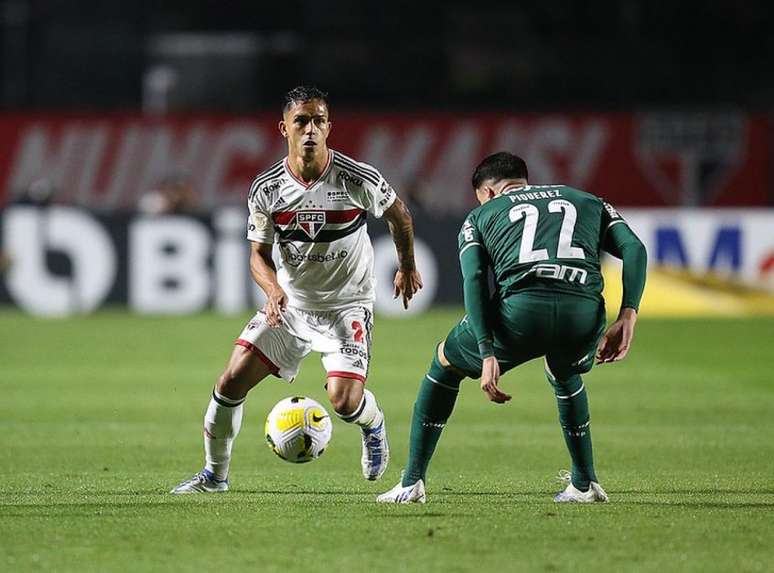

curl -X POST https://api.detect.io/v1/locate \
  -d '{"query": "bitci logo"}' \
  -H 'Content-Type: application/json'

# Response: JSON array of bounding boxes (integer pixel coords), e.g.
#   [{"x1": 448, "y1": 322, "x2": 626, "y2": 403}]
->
[{"x1": 297, "y1": 212, "x2": 326, "y2": 239}]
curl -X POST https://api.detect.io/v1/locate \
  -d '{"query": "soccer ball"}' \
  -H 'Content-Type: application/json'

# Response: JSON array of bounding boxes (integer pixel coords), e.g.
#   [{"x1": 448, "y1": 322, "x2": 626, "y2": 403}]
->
[{"x1": 265, "y1": 396, "x2": 333, "y2": 463}]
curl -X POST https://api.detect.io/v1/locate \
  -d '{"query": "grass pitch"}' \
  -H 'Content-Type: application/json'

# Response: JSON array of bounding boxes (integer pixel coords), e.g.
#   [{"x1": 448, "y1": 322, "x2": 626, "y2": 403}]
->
[{"x1": 1, "y1": 309, "x2": 773, "y2": 572}]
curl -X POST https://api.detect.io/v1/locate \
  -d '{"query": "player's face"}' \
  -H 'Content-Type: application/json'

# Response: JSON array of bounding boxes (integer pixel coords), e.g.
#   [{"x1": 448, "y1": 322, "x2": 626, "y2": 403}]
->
[{"x1": 279, "y1": 99, "x2": 332, "y2": 160}]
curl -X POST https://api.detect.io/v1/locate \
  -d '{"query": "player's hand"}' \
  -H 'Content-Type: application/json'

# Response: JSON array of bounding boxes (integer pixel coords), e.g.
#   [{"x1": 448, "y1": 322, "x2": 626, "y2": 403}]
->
[
  {"x1": 596, "y1": 307, "x2": 637, "y2": 364},
  {"x1": 393, "y1": 268, "x2": 423, "y2": 310},
  {"x1": 480, "y1": 356, "x2": 511, "y2": 404},
  {"x1": 264, "y1": 286, "x2": 288, "y2": 328}
]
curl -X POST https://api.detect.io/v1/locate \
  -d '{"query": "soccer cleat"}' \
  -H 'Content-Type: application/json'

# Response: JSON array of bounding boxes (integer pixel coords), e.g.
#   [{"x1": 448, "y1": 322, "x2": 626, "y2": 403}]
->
[
  {"x1": 361, "y1": 416, "x2": 389, "y2": 480},
  {"x1": 376, "y1": 477, "x2": 426, "y2": 504},
  {"x1": 553, "y1": 469, "x2": 608, "y2": 503},
  {"x1": 170, "y1": 469, "x2": 229, "y2": 494}
]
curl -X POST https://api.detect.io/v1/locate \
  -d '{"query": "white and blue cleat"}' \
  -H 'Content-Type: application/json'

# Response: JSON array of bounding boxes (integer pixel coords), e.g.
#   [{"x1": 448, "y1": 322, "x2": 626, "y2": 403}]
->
[
  {"x1": 361, "y1": 416, "x2": 389, "y2": 481},
  {"x1": 170, "y1": 469, "x2": 229, "y2": 494},
  {"x1": 376, "y1": 477, "x2": 426, "y2": 504}
]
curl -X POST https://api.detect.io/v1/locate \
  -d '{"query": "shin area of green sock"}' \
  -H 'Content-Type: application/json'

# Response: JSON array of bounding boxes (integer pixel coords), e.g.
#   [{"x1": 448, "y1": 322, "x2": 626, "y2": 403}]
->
[
  {"x1": 548, "y1": 373, "x2": 597, "y2": 490},
  {"x1": 403, "y1": 356, "x2": 462, "y2": 486}
]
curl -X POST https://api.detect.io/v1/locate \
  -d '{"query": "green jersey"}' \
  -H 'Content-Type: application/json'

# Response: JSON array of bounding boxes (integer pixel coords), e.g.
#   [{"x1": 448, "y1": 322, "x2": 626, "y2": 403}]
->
[
  {"x1": 459, "y1": 184, "x2": 621, "y2": 300},
  {"x1": 457, "y1": 184, "x2": 646, "y2": 358}
]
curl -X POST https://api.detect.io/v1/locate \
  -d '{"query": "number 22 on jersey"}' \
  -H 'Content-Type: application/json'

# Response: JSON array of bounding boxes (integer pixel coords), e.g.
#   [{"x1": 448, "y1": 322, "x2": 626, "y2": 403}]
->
[{"x1": 508, "y1": 200, "x2": 585, "y2": 263}]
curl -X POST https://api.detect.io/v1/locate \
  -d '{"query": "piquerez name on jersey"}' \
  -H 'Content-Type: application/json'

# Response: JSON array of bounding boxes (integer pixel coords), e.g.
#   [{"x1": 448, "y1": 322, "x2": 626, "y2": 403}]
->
[{"x1": 246, "y1": 149, "x2": 396, "y2": 310}]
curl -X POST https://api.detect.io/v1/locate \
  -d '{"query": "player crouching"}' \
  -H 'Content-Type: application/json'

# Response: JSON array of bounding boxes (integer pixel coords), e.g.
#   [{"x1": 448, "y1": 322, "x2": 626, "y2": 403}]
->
[{"x1": 378, "y1": 152, "x2": 646, "y2": 504}]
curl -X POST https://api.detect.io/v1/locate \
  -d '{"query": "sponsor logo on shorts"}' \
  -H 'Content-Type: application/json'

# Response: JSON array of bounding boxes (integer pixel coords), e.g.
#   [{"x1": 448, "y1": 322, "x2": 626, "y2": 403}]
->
[
  {"x1": 340, "y1": 343, "x2": 368, "y2": 360},
  {"x1": 352, "y1": 359, "x2": 365, "y2": 369},
  {"x1": 571, "y1": 352, "x2": 592, "y2": 366}
]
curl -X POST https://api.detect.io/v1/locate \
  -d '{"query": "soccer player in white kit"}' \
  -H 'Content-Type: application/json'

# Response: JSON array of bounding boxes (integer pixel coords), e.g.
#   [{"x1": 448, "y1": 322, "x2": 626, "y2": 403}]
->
[{"x1": 172, "y1": 86, "x2": 423, "y2": 493}]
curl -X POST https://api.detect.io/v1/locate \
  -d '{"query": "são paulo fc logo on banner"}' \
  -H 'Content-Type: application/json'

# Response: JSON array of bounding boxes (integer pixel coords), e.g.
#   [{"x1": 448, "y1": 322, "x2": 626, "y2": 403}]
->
[
  {"x1": 297, "y1": 211, "x2": 326, "y2": 239},
  {"x1": 635, "y1": 112, "x2": 745, "y2": 206}
]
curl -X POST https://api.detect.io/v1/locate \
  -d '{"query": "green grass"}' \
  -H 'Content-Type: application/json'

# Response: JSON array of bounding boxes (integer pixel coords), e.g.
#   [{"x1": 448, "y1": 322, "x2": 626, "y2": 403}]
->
[{"x1": 1, "y1": 309, "x2": 773, "y2": 572}]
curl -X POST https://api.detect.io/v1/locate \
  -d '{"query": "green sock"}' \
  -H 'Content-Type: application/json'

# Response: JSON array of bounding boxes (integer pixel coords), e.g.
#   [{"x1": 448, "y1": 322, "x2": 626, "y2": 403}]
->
[
  {"x1": 546, "y1": 371, "x2": 597, "y2": 491},
  {"x1": 403, "y1": 354, "x2": 462, "y2": 486}
]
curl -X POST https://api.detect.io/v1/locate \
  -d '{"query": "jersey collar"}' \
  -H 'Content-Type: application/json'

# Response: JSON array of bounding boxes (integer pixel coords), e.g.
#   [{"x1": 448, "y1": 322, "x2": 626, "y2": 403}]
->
[
  {"x1": 284, "y1": 150, "x2": 333, "y2": 189},
  {"x1": 501, "y1": 183, "x2": 529, "y2": 196}
]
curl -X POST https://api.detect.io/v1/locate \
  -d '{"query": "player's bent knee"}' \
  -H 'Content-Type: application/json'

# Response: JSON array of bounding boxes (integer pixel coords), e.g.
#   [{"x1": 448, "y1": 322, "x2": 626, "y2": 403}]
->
[
  {"x1": 426, "y1": 346, "x2": 464, "y2": 391},
  {"x1": 326, "y1": 377, "x2": 364, "y2": 415},
  {"x1": 544, "y1": 360, "x2": 583, "y2": 396},
  {"x1": 216, "y1": 370, "x2": 252, "y2": 400}
]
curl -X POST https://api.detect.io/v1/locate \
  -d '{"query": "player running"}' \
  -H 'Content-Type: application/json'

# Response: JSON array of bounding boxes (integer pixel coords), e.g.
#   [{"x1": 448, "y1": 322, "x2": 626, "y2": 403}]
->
[
  {"x1": 377, "y1": 152, "x2": 647, "y2": 504},
  {"x1": 172, "y1": 86, "x2": 422, "y2": 493}
]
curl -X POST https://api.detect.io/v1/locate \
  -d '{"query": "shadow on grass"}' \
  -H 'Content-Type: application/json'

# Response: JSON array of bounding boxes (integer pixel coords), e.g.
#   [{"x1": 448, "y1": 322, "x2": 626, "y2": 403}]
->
[
  {"x1": 234, "y1": 489, "x2": 375, "y2": 495},
  {"x1": 613, "y1": 488, "x2": 774, "y2": 495},
  {"x1": 1, "y1": 488, "x2": 377, "y2": 498},
  {"x1": 378, "y1": 512, "x2": 470, "y2": 518},
  {"x1": 616, "y1": 500, "x2": 774, "y2": 509}
]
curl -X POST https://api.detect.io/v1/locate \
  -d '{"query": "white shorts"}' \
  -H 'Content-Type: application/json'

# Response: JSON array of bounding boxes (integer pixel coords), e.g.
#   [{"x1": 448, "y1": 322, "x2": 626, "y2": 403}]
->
[{"x1": 235, "y1": 304, "x2": 374, "y2": 383}]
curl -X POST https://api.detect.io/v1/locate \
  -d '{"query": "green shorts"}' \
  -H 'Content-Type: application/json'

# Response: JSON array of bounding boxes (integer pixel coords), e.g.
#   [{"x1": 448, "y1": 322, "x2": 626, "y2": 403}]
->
[{"x1": 443, "y1": 291, "x2": 606, "y2": 381}]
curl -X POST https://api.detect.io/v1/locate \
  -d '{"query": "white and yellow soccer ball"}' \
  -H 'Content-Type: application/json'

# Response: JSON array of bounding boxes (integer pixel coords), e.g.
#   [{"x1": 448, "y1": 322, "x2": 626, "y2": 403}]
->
[{"x1": 264, "y1": 396, "x2": 333, "y2": 463}]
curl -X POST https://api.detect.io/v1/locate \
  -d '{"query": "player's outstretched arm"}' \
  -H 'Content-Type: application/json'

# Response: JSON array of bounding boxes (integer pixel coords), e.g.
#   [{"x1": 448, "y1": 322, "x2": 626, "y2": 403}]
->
[
  {"x1": 249, "y1": 241, "x2": 287, "y2": 327},
  {"x1": 383, "y1": 197, "x2": 423, "y2": 309}
]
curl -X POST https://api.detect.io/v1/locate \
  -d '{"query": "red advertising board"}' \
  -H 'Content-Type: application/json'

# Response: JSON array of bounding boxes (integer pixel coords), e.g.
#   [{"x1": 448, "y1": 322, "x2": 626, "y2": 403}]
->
[{"x1": 0, "y1": 112, "x2": 768, "y2": 211}]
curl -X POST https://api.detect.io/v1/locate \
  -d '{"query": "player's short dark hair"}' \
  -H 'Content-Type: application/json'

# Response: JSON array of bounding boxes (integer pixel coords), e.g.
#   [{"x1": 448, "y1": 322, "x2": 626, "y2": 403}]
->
[
  {"x1": 471, "y1": 152, "x2": 528, "y2": 189},
  {"x1": 283, "y1": 86, "x2": 329, "y2": 112}
]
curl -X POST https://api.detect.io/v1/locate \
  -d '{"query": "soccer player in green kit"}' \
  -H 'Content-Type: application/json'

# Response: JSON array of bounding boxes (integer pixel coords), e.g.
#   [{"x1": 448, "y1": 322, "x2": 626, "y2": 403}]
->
[{"x1": 377, "y1": 152, "x2": 647, "y2": 504}]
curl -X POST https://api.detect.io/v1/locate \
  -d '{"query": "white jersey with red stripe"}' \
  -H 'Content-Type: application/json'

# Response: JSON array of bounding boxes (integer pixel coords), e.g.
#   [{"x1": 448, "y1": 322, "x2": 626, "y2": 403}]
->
[{"x1": 246, "y1": 149, "x2": 397, "y2": 311}]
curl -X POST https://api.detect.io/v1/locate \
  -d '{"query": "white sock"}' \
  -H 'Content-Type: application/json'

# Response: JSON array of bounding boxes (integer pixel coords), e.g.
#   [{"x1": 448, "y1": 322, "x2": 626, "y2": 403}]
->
[
  {"x1": 203, "y1": 390, "x2": 244, "y2": 481},
  {"x1": 337, "y1": 388, "x2": 383, "y2": 430}
]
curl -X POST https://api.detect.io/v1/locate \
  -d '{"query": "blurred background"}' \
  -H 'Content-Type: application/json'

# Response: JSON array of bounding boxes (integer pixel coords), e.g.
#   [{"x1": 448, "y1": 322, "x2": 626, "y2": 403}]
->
[{"x1": 1, "y1": 0, "x2": 772, "y2": 317}]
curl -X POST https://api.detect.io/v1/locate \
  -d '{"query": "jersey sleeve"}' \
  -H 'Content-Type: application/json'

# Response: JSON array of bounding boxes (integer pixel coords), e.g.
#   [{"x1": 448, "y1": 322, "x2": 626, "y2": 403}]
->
[
  {"x1": 600, "y1": 199, "x2": 627, "y2": 232},
  {"x1": 458, "y1": 214, "x2": 495, "y2": 359},
  {"x1": 349, "y1": 162, "x2": 397, "y2": 218},
  {"x1": 600, "y1": 200, "x2": 647, "y2": 312},
  {"x1": 246, "y1": 187, "x2": 275, "y2": 244}
]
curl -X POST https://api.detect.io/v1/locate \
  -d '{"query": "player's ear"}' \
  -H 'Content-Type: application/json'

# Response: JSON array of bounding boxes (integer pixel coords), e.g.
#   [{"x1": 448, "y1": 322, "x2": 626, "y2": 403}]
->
[{"x1": 278, "y1": 120, "x2": 288, "y2": 138}]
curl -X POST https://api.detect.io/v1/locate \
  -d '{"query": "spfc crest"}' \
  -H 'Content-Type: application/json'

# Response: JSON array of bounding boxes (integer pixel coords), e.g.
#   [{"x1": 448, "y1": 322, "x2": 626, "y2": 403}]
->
[
  {"x1": 636, "y1": 112, "x2": 745, "y2": 206},
  {"x1": 297, "y1": 211, "x2": 326, "y2": 239}
]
